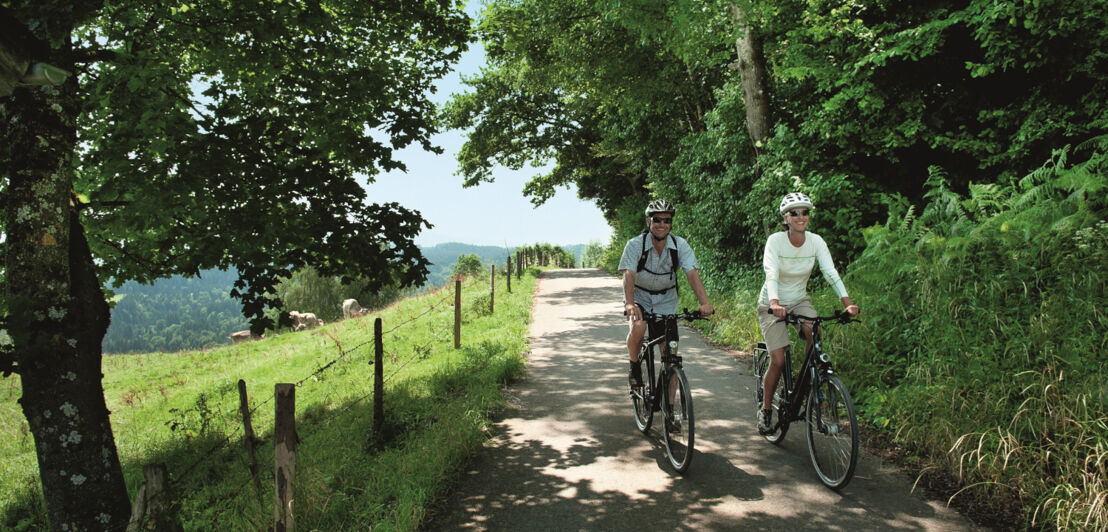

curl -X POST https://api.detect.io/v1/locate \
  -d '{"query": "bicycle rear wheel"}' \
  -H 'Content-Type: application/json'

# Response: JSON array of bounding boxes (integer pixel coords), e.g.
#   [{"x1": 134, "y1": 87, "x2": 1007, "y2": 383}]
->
[
  {"x1": 662, "y1": 367, "x2": 694, "y2": 473},
  {"x1": 754, "y1": 348, "x2": 788, "y2": 443},
  {"x1": 631, "y1": 359, "x2": 653, "y2": 433},
  {"x1": 805, "y1": 374, "x2": 858, "y2": 489}
]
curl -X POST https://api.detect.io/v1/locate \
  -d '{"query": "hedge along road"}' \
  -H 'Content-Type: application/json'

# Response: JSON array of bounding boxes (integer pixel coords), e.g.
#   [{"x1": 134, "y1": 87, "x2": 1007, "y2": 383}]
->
[{"x1": 427, "y1": 269, "x2": 983, "y2": 531}]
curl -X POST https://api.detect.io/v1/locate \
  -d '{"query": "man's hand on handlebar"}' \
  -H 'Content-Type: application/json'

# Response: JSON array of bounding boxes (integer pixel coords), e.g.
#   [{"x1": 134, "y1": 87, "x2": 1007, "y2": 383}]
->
[
  {"x1": 624, "y1": 303, "x2": 642, "y2": 321},
  {"x1": 699, "y1": 303, "x2": 715, "y2": 317}
]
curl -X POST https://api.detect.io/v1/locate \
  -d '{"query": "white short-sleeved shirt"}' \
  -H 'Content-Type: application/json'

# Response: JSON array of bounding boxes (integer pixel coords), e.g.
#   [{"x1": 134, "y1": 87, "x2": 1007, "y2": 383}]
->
[
  {"x1": 758, "y1": 231, "x2": 848, "y2": 306},
  {"x1": 619, "y1": 233, "x2": 699, "y2": 314}
]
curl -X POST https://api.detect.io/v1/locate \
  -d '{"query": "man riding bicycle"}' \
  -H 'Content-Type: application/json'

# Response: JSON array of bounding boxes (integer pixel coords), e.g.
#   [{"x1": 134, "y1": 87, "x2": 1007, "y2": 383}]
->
[{"x1": 619, "y1": 199, "x2": 714, "y2": 391}]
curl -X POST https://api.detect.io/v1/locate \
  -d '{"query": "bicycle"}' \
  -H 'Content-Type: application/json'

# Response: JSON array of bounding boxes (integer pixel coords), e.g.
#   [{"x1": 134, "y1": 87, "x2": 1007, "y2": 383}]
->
[
  {"x1": 753, "y1": 309, "x2": 859, "y2": 489},
  {"x1": 629, "y1": 308, "x2": 707, "y2": 473}
]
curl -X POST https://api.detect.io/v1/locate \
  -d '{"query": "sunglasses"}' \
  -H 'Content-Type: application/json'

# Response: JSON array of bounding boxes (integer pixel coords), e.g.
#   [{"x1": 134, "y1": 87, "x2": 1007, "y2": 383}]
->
[
  {"x1": 787, "y1": 209, "x2": 810, "y2": 217},
  {"x1": 651, "y1": 216, "x2": 673, "y2": 225}
]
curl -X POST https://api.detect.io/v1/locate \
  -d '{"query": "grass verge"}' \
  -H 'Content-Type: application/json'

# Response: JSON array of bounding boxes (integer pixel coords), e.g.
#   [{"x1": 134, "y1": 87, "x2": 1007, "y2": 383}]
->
[{"x1": 1, "y1": 268, "x2": 539, "y2": 531}]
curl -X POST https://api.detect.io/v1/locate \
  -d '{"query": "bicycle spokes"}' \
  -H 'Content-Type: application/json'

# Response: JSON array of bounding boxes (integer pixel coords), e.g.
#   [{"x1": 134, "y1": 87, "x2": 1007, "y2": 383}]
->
[
  {"x1": 805, "y1": 375, "x2": 858, "y2": 489},
  {"x1": 662, "y1": 369, "x2": 694, "y2": 473}
]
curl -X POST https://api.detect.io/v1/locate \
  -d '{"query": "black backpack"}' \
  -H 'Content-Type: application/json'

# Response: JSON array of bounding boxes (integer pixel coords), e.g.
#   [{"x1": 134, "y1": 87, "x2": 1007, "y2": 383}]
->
[{"x1": 634, "y1": 231, "x2": 680, "y2": 296}]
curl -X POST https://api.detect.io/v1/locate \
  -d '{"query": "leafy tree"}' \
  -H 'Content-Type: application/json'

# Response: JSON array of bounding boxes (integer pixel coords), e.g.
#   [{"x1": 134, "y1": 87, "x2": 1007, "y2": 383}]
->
[
  {"x1": 275, "y1": 265, "x2": 403, "y2": 322},
  {"x1": 451, "y1": 253, "x2": 485, "y2": 278},
  {"x1": 440, "y1": 0, "x2": 721, "y2": 218},
  {"x1": 579, "y1": 241, "x2": 606, "y2": 268},
  {"x1": 0, "y1": 0, "x2": 470, "y2": 528}
]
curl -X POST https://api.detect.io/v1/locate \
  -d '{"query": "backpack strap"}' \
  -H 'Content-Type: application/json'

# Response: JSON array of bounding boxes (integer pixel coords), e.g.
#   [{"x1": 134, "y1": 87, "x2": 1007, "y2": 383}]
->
[
  {"x1": 670, "y1": 234, "x2": 680, "y2": 297},
  {"x1": 635, "y1": 231, "x2": 649, "y2": 273},
  {"x1": 634, "y1": 232, "x2": 681, "y2": 297}
]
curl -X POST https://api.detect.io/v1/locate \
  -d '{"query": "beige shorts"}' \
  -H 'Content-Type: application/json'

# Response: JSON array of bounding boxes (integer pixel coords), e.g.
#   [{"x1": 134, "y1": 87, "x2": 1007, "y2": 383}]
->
[{"x1": 757, "y1": 297, "x2": 817, "y2": 351}]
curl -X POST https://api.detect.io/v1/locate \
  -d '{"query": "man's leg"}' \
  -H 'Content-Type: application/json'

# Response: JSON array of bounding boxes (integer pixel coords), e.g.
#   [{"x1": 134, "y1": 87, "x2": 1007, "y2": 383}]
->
[{"x1": 627, "y1": 316, "x2": 647, "y2": 388}]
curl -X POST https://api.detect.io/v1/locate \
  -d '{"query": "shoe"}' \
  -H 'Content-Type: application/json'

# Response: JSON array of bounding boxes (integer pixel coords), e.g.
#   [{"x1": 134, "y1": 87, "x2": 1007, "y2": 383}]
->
[
  {"x1": 628, "y1": 364, "x2": 643, "y2": 390},
  {"x1": 666, "y1": 416, "x2": 681, "y2": 435},
  {"x1": 757, "y1": 408, "x2": 774, "y2": 435}
]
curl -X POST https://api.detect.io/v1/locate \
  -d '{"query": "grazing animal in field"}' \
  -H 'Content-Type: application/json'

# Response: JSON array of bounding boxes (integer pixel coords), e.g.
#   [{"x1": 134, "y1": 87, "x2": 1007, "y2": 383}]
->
[
  {"x1": 289, "y1": 311, "x2": 323, "y2": 332},
  {"x1": 229, "y1": 330, "x2": 262, "y2": 344},
  {"x1": 342, "y1": 298, "x2": 369, "y2": 319}
]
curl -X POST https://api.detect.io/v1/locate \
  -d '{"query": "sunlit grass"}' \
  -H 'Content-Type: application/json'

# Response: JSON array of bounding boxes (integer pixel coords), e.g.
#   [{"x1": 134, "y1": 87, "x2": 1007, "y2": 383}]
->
[{"x1": 1, "y1": 268, "x2": 540, "y2": 530}]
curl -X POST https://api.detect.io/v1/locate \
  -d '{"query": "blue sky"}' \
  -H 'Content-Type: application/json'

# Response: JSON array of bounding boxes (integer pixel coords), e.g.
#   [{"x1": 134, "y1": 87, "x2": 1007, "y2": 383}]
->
[{"x1": 361, "y1": 3, "x2": 612, "y2": 248}]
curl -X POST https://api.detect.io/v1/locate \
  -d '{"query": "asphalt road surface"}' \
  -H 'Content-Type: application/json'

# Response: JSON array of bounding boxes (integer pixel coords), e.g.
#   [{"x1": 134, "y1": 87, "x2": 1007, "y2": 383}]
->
[{"x1": 426, "y1": 269, "x2": 983, "y2": 531}]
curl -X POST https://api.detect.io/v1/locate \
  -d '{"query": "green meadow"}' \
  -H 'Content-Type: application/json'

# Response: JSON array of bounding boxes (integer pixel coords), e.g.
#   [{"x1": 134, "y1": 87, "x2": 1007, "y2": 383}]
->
[{"x1": 2, "y1": 268, "x2": 537, "y2": 531}]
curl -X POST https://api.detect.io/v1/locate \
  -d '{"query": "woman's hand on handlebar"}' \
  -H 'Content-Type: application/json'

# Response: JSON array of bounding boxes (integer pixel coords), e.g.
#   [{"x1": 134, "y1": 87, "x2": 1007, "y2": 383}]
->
[
  {"x1": 769, "y1": 302, "x2": 787, "y2": 319},
  {"x1": 844, "y1": 304, "x2": 860, "y2": 317}
]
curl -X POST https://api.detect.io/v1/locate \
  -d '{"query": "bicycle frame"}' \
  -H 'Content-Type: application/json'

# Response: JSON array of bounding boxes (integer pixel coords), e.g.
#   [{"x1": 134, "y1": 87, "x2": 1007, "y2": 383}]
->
[
  {"x1": 772, "y1": 317, "x2": 835, "y2": 428},
  {"x1": 638, "y1": 314, "x2": 682, "y2": 411},
  {"x1": 756, "y1": 309, "x2": 859, "y2": 489}
]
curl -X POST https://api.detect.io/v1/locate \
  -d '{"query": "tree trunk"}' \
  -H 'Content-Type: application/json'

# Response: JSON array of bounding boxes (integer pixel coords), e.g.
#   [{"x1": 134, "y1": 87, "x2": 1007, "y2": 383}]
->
[
  {"x1": 2, "y1": 45, "x2": 131, "y2": 531},
  {"x1": 729, "y1": 4, "x2": 771, "y2": 153}
]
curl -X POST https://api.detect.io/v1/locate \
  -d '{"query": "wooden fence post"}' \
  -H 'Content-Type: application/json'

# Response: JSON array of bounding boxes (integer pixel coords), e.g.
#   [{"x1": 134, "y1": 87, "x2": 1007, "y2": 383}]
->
[
  {"x1": 126, "y1": 463, "x2": 183, "y2": 532},
  {"x1": 373, "y1": 318, "x2": 384, "y2": 436},
  {"x1": 490, "y1": 265, "x2": 495, "y2": 314},
  {"x1": 274, "y1": 383, "x2": 296, "y2": 532},
  {"x1": 454, "y1": 279, "x2": 461, "y2": 349},
  {"x1": 238, "y1": 379, "x2": 262, "y2": 502},
  {"x1": 506, "y1": 255, "x2": 512, "y2": 293},
  {"x1": 517, "y1": 251, "x2": 522, "y2": 280}
]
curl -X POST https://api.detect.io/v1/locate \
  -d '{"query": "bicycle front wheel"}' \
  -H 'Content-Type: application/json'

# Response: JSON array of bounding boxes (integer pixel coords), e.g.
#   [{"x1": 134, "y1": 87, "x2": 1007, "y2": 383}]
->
[
  {"x1": 662, "y1": 368, "x2": 694, "y2": 473},
  {"x1": 805, "y1": 374, "x2": 858, "y2": 489}
]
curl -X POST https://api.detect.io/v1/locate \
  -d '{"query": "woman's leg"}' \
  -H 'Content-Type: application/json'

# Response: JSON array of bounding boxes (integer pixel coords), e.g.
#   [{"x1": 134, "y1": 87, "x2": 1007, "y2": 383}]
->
[{"x1": 762, "y1": 346, "x2": 786, "y2": 411}]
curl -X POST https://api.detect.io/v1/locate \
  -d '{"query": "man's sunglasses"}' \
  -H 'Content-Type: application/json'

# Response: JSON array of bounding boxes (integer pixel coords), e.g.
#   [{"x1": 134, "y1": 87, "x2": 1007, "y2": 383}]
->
[
  {"x1": 787, "y1": 209, "x2": 810, "y2": 217},
  {"x1": 651, "y1": 216, "x2": 673, "y2": 225}
]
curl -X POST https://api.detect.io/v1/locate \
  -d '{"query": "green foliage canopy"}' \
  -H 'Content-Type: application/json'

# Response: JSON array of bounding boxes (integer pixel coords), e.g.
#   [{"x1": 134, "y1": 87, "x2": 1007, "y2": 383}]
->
[
  {"x1": 452, "y1": 0, "x2": 1108, "y2": 291},
  {"x1": 439, "y1": 0, "x2": 721, "y2": 218},
  {"x1": 59, "y1": 0, "x2": 473, "y2": 330}
]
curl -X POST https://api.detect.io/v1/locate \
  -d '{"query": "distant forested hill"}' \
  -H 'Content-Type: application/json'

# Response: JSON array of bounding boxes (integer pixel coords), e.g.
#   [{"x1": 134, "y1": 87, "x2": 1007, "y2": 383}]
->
[
  {"x1": 102, "y1": 243, "x2": 585, "y2": 354},
  {"x1": 102, "y1": 269, "x2": 249, "y2": 354},
  {"x1": 421, "y1": 242, "x2": 585, "y2": 286},
  {"x1": 421, "y1": 242, "x2": 515, "y2": 286}
]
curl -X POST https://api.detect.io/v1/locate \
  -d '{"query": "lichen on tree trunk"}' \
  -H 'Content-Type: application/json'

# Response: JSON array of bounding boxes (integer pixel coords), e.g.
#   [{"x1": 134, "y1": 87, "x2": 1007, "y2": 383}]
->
[{"x1": 2, "y1": 62, "x2": 130, "y2": 532}]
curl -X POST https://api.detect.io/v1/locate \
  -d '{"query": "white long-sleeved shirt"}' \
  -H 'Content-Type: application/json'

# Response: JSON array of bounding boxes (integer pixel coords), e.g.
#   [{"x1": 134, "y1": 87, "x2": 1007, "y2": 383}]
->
[{"x1": 758, "y1": 231, "x2": 848, "y2": 306}]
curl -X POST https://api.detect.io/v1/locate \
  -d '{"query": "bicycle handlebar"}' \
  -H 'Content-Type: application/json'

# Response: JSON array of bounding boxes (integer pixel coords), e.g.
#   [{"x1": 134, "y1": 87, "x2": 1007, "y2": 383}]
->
[
  {"x1": 765, "y1": 308, "x2": 858, "y2": 325},
  {"x1": 643, "y1": 308, "x2": 708, "y2": 322}
]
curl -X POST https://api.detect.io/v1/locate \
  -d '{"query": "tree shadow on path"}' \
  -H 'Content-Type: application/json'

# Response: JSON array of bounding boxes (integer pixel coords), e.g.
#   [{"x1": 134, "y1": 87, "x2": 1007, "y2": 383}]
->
[{"x1": 426, "y1": 269, "x2": 984, "y2": 531}]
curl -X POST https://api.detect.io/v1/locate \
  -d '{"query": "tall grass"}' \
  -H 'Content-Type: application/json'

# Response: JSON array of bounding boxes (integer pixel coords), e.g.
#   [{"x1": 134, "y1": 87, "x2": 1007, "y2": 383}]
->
[
  {"x1": 827, "y1": 144, "x2": 1108, "y2": 529},
  {"x1": 1, "y1": 267, "x2": 540, "y2": 531},
  {"x1": 657, "y1": 142, "x2": 1107, "y2": 530}
]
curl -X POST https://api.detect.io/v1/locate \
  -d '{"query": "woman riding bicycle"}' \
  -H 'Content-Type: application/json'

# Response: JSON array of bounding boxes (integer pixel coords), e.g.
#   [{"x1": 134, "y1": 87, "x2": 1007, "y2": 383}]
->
[{"x1": 757, "y1": 192, "x2": 859, "y2": 434}]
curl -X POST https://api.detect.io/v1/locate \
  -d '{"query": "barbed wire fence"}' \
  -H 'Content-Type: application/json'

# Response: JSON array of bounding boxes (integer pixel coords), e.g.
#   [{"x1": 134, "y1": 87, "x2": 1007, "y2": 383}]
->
[{"x1": 123, "y1": 267, "x2": 522, "y2": 530}]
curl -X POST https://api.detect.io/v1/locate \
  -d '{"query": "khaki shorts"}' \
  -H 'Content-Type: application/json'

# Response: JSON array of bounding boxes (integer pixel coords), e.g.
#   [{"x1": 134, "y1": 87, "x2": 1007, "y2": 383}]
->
[{"x1": 757, "y1": 297, "x2": 816, "y2": 352}]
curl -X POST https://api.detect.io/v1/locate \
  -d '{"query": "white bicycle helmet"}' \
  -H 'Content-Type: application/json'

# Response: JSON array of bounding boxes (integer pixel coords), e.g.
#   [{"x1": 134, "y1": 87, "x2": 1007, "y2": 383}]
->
[
  {"x1": 644, "y1": 199, "x2": 676, "y2": 217},
  {"x1": 778, "y1": 192, "x2": 814, "y2": 214}
]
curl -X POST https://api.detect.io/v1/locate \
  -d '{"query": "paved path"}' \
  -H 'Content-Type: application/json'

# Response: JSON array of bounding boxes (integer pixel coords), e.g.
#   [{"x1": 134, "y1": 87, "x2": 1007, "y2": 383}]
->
[{"x1": 427, "y1": 269, "x2": 982, "y2": 531}]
